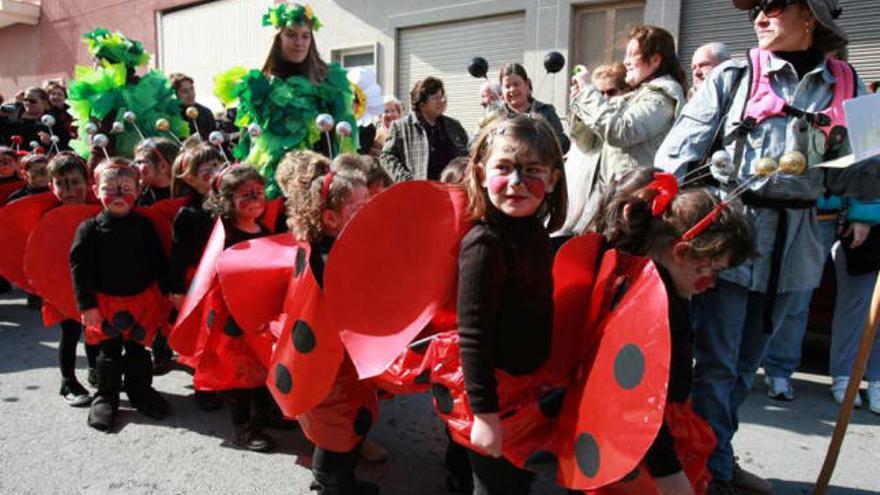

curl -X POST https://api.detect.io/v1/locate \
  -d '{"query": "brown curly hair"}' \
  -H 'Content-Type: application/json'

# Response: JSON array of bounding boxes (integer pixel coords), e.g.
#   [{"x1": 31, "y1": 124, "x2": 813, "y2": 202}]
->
[
  {"x1": 203, "y1": 165, "x2": 264, "y2": 221},
  {"x1": 282, "y1": 152, "x2": 367, "y2": 242},
  {"x1": 588, "y1": 168, "x2": 755, "y2": 265}
]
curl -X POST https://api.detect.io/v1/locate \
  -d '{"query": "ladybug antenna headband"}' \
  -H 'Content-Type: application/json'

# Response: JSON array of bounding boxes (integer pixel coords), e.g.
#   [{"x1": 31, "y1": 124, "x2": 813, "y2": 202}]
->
[{"x1": 320, "y1": 171, "x2": 334, "y2": 209}]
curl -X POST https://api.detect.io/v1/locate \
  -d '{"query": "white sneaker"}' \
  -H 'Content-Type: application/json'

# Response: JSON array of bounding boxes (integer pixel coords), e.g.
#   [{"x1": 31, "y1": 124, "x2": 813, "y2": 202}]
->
[
  {"x1": 830, "y1": 376, "x2": 862, "y2": 408},
  {"x1": 867, "y1": 381, "x2": 880, "y2": 415},
  {"x1": 765, "y1": 375, "x2": 794, "y2": 401}
]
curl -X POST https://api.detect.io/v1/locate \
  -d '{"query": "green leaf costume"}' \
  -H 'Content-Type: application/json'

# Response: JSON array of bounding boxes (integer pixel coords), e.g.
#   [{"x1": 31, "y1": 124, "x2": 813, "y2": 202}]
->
[
  {"x1": 67, "y1": 29, "x2": 188, "y2": 159},
  {"x1": 213, "y1": 63, "x2": 358, "y2": 198}
]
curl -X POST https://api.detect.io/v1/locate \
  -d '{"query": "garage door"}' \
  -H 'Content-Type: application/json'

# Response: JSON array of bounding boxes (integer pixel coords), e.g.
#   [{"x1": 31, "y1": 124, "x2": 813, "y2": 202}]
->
[
  {"x1": 679, "y1": 0, "x2": 880, "y2": 85},
  {"x1": 397, "y1": 13, "x2": 526, "y2": 132},
  {"x1": 158, "y1": 0, "x2": 275, "y2": 112}
]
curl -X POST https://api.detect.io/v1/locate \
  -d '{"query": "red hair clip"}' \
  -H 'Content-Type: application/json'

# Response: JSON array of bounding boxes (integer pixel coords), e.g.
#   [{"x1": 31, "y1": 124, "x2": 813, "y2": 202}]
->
[
  {"x1": 320, "y1": 171, "x2": 334, "y2": 208},
  {"x1": 644, "y1": 172, "x2": 678, "y2": 217}
]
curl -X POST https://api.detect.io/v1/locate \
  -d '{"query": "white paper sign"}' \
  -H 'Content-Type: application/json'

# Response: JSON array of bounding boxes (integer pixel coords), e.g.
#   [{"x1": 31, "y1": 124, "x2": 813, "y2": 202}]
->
[{"x1": 844, "y1": 92, "x2": 880, "y2": 161}]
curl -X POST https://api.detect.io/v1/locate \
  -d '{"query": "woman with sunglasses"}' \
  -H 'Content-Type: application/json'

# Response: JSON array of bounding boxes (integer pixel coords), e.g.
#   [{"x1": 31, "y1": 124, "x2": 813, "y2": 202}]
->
[
  {"x1": 556, "y1": 63, "x2": 629, "y2": 240},
  {"x1": 656, "y1": 1, "x2": 867, "y2": 494},
  {"x1": 569, "y1": 25, "x2": 687, "y2": 192}
]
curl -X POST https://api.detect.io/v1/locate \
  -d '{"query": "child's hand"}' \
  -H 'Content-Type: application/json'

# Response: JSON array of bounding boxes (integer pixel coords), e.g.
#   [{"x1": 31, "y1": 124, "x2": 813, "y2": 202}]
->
[
  {"x1": 81, "y1": 308, "x2": 102, "y2": 327},
  {"x1": 170, "y1": 294, "x2": 184, "y2": 310},
  {"x1": 471, "y1": 413, "x2": 503, "y2": 458}
]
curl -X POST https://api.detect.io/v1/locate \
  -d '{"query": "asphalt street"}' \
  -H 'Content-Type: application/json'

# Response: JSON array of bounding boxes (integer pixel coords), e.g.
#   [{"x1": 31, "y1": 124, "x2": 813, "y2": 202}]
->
[{"x1": 1, "y1": 290, "x2": 877, "y2": 495}]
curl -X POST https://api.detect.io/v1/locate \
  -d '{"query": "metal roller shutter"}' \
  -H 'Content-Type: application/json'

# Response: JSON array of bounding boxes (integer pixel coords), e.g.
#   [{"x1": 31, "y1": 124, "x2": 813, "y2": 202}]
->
[
  {"x1": 679, "y1": 0, "x2": 880, "y2": 84},
  {"x1": 397, "y1": 13, "x2": 526, "y2": 132},
  {"x1": 158, "y1": 0, "x2": 275, "y2": 112},
  {"x1": 841, "y1": 0, "x2": 880, "y2": 83}
]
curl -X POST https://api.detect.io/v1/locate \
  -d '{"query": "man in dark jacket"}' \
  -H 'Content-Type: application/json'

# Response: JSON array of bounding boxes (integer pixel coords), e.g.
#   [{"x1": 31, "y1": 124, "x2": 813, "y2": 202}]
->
[
  {"x1": 170, "y1": 73, "x2": 217, "y2": 141},
  {"x1": 380, "y1": 77, "x2": 468, "y2": 182}
]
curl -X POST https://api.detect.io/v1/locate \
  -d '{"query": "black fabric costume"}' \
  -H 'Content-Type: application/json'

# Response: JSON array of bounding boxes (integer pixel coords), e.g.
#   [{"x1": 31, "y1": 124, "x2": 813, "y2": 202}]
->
[
  {"x1": 70, "y1": 210, "x2": 168, "y2": 311},
  {"x1": 7, "y1": 185, "x2": 49, "y2": 203},
  {"x1": 169, "y1": 194, "x2": 212, "y2": 294},
  {"x1": 456, "y1": 207, "x2": 554, "y2": 415},
  {"x1": 643, "y1": 265, "x2": 692, "y2": 477},
  {"x1": 136, "y1": 185, "x2": 171, "y2": 207},
  {"x1": 455, "y1": 206, "x2": 554, "y2": 494}
]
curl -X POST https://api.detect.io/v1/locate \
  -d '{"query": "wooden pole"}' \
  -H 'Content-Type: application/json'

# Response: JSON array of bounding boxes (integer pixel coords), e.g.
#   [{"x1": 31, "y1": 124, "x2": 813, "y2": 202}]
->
[{"x1": 813, "y1": 274, "x2": 880, "y2": 495}]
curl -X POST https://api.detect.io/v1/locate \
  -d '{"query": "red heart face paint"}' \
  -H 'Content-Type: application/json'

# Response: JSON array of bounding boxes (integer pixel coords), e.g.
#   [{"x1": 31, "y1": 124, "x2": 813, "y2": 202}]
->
[
  {"x1": 98, "y1": 177, "x2": 138, "y2": 216},
  {"x1": 694, "y1": 275, "x2": 716, "y2": 292},
  {"x1": 233, "y1": 180, "x2": 267, "y2": 221}
]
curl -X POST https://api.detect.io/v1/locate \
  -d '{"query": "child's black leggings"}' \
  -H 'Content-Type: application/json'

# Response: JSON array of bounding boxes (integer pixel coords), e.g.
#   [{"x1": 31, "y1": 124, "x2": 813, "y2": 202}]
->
[{"x1": 59, "y1": 319, "x2": 98, "y2": 381}]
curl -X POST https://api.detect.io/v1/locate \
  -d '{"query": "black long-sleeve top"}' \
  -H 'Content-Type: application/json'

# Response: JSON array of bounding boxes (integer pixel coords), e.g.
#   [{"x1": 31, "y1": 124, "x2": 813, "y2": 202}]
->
[
  {"x1": 456, "y1": 209, "x2": 554, "y2": 414},
  {"x1": 223, "y1": 220, "x2": 270, "y2": 249},
  {"x1": 169, "y1": 195, "x2": 212, "y2": 294},
  {"x1": 308, "y1": 237, "x2": 334, "y2": 290},
  {"x1": 70, "y1": 210, "x2": 169, "y2": 311},
  {"x1": 7, "y1": 185, "x2": 49, "y2": 202},
  {"x1": 643, "y1": 264, "x2": 693, "y2": 478},
  {"x1": 136, "y1": 185, "x2": 171, "y2": 207}
]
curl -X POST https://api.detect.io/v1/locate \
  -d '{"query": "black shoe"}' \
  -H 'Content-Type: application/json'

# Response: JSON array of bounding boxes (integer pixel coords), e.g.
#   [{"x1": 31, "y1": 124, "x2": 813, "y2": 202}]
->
[
  {"x1": 311, "y1": 479, "x2": 379, "y2": 495},
  {"x1": 87, "y1": 395, "x2": 117, "y2": 432},
  {"x1": 707, "y1": 479, "x2": 739, "y2": 495},
  {"x1": 152, "y1": 358, "x2": 174, "y2": 376},
  {"x1": 60, "y1": 380, "x2": 91, "y2": 407},
  {"x1": 87, "y1": 367, "x2": 98, "y2": 388},
  {"x1": 128, "y1": 386, "x2": 170, "y2": 420},
  {"x1": 26, "y1": 294, "x2": 41, "y2": 310},
  {"x1": 194, "y1": 390, "x2": 223, "y2": 411},
  {"x1": 234, "y1": 425, "x2": 275, "y2": 453}
]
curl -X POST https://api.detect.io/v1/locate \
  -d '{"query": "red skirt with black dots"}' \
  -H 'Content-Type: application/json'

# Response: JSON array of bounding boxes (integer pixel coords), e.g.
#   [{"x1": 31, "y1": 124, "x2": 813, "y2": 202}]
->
[
  {"x1": 84, "y1": 284, "x2": 170, "y2": 347},
  {"x1": 191, "y1": 286, "x2": 270, "y2": 391},
  {"x1": 296, "y1": 355, "x2": 378, "y2": 453}
]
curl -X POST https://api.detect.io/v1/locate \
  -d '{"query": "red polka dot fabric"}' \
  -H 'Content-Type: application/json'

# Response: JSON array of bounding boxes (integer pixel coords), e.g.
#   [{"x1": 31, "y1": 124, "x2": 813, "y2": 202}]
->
[{"x1": 84, "y1": 285, "x2": 170, "y2": 347}]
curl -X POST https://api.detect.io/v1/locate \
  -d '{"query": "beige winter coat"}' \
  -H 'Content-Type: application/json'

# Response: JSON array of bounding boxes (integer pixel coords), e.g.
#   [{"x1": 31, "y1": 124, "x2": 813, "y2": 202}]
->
[{"x1": 570, "y1": 74, "x2": 686, "y2": 184}]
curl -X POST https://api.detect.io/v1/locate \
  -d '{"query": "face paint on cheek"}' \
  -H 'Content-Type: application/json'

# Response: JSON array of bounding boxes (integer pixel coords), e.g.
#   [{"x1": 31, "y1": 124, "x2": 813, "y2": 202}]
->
[
  {"x1": 522, "y1": 176, "x2": 546, "y2": 198},
  {"x1": 694, "y1": 275, "x2": 715, "y2": 292},
  {"x1": 488, "y1": 175, "x2": 508, "y2": 195}
]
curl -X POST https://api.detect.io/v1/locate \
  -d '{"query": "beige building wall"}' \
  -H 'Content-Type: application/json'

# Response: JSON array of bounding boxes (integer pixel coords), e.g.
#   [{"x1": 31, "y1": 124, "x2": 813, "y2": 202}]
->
[{"x1": 309, "y1": 0, "x2": 681, "y2": 114}]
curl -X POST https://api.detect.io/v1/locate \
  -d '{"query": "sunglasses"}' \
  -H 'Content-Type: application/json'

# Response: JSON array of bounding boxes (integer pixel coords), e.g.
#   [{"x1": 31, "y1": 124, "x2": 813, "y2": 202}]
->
[
  {"x1": 25, "y1": 98, "x2": 41, "y2": 104},
  {"x1": 749, "y1": 0, "x2": 806, "y2": 21}
]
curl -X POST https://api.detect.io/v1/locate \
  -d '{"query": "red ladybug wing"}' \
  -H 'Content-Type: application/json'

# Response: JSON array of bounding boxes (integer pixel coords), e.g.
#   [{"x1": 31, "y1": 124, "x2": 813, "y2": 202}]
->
[
  {"x1": 217, "y1": 233, "x2": 296, "y2": 339},
  {"x1": 136, "y1": 197, "x2": 189, "y2": 257},
  {"x1": 171, "y1": 219, "x2": 226, "y2": 346},
  {"x1": 267, "y1": 243, "x2": 344, "y2": 418},
  {"x1": 0, "y1": 179, "x2": 25, "y2": 205},
  {"x1": 325, "y1": 181, "x2": 472, "y2": 378},
  {"x1": 0, "y1": 192, "x2": 59, "y2": 291},
  {"x1": 548, "y1": 234, "x2": 604, "y2": 377},
  {"x1": 554, "y1": 260, "x2": 670, "y2": 490},
  {"x1": 260, "y1": 197, "x2": 285, "y2": 233},
  {"x1": 23, "y1": 205, "x2": 102, "y2": 319}
]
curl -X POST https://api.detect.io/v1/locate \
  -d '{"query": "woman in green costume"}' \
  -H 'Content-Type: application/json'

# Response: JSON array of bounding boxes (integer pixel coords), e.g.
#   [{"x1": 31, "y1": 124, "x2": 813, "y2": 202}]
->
[
  {"x1": 214, "y1": 3, "x2": 358, "y2": 198},
  {"x1": 67, "y1": 28, "x2": 188, "y2": 160}
]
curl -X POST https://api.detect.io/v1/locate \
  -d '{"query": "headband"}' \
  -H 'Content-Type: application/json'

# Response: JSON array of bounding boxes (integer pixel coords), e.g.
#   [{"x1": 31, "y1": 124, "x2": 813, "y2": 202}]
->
[
  {"x1": 320, "y1": 171, "x2": 334, "y2": 208},
  {"x1": 263, "y1": 3, "x2": 322, "y2": 31}
]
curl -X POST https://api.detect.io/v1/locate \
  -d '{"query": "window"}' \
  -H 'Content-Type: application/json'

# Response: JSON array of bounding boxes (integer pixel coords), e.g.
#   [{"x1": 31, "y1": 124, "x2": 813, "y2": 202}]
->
[
  {"x1": 331, "y1": 45, "x2": 377, "y2": 71},
  {"x1": 572, "y1": 2, "x2": 645, "y2": 71}
]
